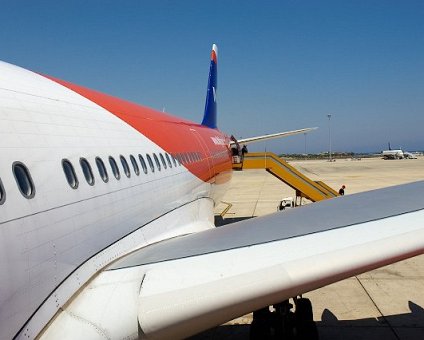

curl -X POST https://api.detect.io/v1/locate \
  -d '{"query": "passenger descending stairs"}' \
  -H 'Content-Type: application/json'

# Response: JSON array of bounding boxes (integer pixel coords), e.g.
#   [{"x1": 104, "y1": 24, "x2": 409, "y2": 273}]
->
[{"x1": 233, "y1": 152, "x2": 339, "y2": 202}]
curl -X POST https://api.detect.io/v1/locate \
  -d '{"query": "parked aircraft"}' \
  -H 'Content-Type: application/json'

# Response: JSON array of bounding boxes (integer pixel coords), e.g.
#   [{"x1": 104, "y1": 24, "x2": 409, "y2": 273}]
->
[
  {"x1": 381, "y1": 142, "x2": 417, "y2": 160},
  {"x1": 382, "y1": 149, "x2": 404, "y2": 159},
  {"x1": 1, "y1": 45, "x2": 423, "y2": 340}
]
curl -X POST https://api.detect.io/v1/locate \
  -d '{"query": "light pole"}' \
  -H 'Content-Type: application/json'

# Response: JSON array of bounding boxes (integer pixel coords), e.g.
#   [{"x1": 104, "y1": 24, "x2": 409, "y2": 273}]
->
[
  {"x1": 304, "y1": 132, "x2": 307, "y2": 156},
  {"x1": 327, "y1": 114, "x2": 332, "y2": 162}
]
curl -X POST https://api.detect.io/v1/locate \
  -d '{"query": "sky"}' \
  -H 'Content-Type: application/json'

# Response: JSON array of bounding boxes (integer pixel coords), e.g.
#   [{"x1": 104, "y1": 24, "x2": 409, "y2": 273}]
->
[{"x1": 1, "y1": 1, "x2": 423, "y2": 154}]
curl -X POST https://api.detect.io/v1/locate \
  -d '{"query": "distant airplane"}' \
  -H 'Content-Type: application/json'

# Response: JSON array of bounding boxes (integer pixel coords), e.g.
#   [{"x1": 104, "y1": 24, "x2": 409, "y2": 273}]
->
[
  {"x1": 1, "y1": 45, "x2": 423, "y2": 340},
  {"x1": 382, "y1": 149, "x2": 404, "y2": 159},
  {"x1": 382, "y1": 145, "x2": 417, "y2": 160},
  {"x1": 382, "y1": 142, "x2": 404, "y2": 159}
]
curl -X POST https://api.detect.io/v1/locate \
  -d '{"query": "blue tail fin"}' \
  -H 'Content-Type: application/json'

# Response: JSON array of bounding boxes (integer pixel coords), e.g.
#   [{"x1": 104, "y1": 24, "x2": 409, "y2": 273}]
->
[{"x1": 201, "y1": 44, "x2": 218, "y2": 129}]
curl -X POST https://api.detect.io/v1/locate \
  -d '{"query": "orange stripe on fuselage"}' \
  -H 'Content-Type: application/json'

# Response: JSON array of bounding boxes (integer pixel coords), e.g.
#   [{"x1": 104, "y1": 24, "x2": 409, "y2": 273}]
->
[{"x1": 44, "y1": 75, "x2": 232, "y2": 183}]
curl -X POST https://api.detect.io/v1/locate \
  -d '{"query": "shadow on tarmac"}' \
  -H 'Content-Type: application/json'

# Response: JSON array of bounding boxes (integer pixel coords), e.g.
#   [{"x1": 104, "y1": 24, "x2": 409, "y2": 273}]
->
[
  {"x1": 214, "y1": 216, "x2": 255, "y2": 227},
  {"x1": 190, "y1": 301, "x2": 424, "y2": 339}
]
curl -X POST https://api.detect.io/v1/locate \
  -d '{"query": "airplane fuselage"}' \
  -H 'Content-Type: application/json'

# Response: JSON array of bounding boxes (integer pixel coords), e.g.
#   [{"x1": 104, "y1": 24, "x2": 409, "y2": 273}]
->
[{"x1": 0, "y1": 60, "x2": 232, "y2": 339}]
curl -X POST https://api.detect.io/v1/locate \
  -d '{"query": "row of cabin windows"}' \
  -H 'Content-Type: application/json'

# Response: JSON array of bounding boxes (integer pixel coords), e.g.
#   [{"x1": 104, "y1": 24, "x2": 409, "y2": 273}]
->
[
  {"x1": 63, "y1": 152, "x2": 181, "y2": 189},
  {"x1": 0, "y1": 150, "x2": 204, "y2": 204},
  {"x1": 174, "y1": 152, "x2": 202, "y2": 165},
  {"x1": 62, "y1": 151, "x2": 204, "y2": 189}
]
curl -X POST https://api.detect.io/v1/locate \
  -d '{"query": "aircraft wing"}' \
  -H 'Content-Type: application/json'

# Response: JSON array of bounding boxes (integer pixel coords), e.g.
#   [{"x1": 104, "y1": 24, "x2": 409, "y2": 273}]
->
[
  {"x1": 41, "y1": 181, "x2": 424, "y2": 339},
  {"x1": 233, "y1": 127, "x2": 317, "y2": 145}
]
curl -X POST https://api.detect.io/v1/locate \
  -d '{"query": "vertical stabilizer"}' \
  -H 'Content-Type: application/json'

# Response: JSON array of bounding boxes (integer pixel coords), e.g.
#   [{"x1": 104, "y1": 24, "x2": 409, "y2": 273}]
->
[{"x1": 201, "y1": 44, "x2": 218, "y2": 129}]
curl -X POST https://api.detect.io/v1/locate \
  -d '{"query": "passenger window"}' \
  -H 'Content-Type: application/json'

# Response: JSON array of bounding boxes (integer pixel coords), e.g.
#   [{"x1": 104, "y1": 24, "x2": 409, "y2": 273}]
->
[
  {"x1": 165, "y1": 153, "x2": 172, "y2": 168},
  {"x1": 62, "y1": 159, "x2": 79, "y2": 189},
  {"x1": 0, "y1": 177, "x2": 5, "y2": 204},
  {"x1": 13, "y1": 162, "x2": 35, "y2": 198},
  {"x1": 95, "y1": 157, "x2": 108, "y2": 183},
  {"x1": 129, "y1": 155, "x2": 140, "y2": 176},
  {"x1": 153, "y1": 153, "x2": 161, "y2": 171},
  {"x1": 139, "y1": 154, "x2": 148, "y2": 174},
  {"x1": 146, "y1": 154, "x2": 155, "y2": 173},
  {"x1": 160, "y1": 153, "x2": 167, "y2": 169},
  {"x1": 171, "y1": 154, "x2": 177, "y2": 167},
  {"x1": 120, "y1": 155, "x2": 131, "y2": 178},
  {"x1": 80, "y1": 158, "x2": 95, "y2": 186},
  {"x1": 109, "y1": 156, "x2": 121, "y2": 180}
]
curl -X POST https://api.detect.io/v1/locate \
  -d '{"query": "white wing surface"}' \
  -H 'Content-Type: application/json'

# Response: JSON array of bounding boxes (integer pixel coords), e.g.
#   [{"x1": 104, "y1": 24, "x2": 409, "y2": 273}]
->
[
  {"x1": 41, "y1": 181, "x2": 424, "y2": 339},
  {"x1": 234, "y1": 127, "x2": 317, "y2": 145}
]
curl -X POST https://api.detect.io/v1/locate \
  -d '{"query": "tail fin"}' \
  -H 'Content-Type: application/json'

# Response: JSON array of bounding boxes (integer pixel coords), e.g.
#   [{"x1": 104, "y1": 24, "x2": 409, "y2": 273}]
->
[{"x1": 201, "y1": 44, "x2": 218, "y2": 129}]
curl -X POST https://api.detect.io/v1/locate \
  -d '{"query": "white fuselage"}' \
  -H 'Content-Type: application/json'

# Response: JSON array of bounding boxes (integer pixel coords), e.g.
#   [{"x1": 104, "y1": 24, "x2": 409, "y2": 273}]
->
[{"x1": 0, "y1": 61, "x2": 230, "y2": 339}]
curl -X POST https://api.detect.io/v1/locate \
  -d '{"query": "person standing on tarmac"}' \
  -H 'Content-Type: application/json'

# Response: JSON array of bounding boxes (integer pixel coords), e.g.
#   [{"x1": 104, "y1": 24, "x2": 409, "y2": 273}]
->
[
  {"x1": 241, "y1": 145, "x2": 248, "y2": 162},
  {"x1": 338, "y1": 185, "x2": 346, "y2": 196}
]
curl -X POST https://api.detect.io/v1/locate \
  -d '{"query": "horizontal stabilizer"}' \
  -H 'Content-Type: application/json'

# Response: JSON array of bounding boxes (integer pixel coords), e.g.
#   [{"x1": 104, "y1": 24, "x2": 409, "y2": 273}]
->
[{"x1": 232, "y1": 127, "x2": 317, "y2": 145}]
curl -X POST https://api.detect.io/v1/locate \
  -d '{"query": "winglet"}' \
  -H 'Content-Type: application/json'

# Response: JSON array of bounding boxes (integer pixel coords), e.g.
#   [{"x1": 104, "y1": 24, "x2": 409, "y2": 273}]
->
[{"x1": 201, "y1": 44, "x2": 218, "y2": 129}]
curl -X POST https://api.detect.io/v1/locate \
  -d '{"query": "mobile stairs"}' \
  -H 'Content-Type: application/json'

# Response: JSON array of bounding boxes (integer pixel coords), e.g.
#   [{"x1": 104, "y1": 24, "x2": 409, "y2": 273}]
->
[{"x1": 233, "y1": 152, "x2": 339, "y2": 203}]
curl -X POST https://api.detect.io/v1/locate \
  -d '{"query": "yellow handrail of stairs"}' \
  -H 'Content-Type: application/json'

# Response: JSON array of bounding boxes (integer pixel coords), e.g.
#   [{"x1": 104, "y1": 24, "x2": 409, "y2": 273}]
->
[{"x1": 234, "y1": 152, "x2": 338, "y2": 202}]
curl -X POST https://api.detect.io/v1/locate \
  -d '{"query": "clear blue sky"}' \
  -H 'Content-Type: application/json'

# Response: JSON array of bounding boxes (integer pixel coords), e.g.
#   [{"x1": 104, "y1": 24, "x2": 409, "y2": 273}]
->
[{"x1": 1, "y1": 1, "x2": 423, "y2": 153}]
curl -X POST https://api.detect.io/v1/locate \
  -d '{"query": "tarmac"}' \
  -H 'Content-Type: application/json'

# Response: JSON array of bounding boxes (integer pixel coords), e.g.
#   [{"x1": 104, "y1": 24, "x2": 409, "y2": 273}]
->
[{"x1": 194, "y1": 156, "x2": 424, "y2": 339}]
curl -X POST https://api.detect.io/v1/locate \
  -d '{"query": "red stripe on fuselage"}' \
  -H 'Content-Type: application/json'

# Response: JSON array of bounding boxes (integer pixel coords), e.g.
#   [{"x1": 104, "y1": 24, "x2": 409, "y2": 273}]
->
[{"x1": 44, "y1": 75, "x2": 232, "y2": 183}]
